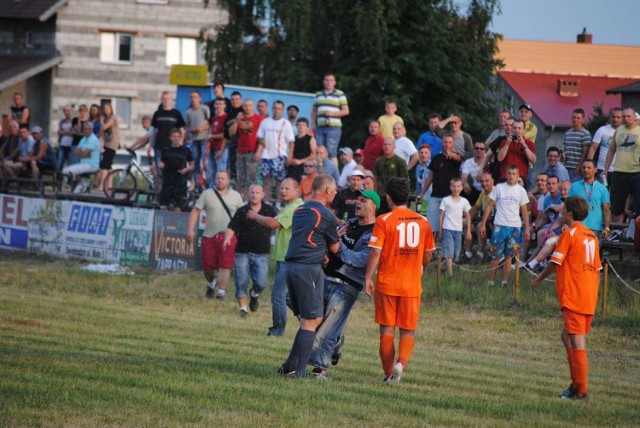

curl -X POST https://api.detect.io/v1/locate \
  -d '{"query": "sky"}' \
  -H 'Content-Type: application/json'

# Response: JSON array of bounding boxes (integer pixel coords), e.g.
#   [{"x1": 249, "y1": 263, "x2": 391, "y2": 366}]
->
[{"x1": 462, "y1": 0, "x2": 640, "y2": 46}]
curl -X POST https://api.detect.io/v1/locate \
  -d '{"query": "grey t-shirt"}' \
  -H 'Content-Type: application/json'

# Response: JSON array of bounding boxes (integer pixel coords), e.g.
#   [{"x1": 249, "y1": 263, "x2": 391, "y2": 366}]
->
[{"x1": 185, "y1": 105, "x2": 211, "y2": 141}]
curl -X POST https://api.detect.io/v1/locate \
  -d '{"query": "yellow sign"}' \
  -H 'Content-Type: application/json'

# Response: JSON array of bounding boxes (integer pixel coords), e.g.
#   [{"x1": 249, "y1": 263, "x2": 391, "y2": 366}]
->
[{"x1": 169, "y1": 65, "x2": 209, "y2": 86}]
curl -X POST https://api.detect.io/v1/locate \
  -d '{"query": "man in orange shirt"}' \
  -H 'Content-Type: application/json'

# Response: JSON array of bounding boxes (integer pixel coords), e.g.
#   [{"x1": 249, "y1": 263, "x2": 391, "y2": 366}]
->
[
  {"x1": 365, "y1": 178, "x2": 435, "y2": 385},
  {"x1": 299, "y1": 161, "x2": 318, "y2": 200},
  {"x1": 531, "y1": 196, "x2": 601, "y2": 400}
]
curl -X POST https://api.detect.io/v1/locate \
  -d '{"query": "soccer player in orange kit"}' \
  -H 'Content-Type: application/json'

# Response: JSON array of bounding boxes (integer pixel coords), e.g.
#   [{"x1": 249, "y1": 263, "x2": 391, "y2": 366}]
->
[
  {"x1": 531, "y1": 196, "x2": 601, "y2": 400},
  {"x1": 365, "y1": 178, "x2": 435, "y2": 385}
]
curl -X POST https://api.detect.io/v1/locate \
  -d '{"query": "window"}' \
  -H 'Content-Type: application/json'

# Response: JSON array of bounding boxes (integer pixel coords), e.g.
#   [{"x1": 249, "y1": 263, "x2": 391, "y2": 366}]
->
[
  {"x1": 25, "y1": 31, "x2": 34, "y2": 49},
  {"x1": 100, "y1": 97, "x2": 132, "y2": 129},
  {"x1": 165, "y1": 36, "x2": 202, "y2": 66},
  {"x1": 100, "y1": 32, "x2": 133, "y2": 63}
]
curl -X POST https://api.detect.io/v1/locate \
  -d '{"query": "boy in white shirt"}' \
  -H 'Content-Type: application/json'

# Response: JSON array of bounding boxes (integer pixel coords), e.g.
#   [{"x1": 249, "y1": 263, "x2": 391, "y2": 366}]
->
[
  {"x1": 479, "y1": 165, "x2": 531, "y2": 286},
  {"x1": 438, "y1": 178, "x2": 472, "y2": 276}
]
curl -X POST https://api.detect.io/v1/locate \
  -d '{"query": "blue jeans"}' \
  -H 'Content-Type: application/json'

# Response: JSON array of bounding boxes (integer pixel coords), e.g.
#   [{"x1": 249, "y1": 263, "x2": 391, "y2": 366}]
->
[
  {"x1": 316, "y1": 126, "x2": 341, "y2": 159},
  {"x1": 269, "y1": 261, "x2": 288, "y2": 336},
  {"x1": 206, "y1": 148, "x2": 229, "y2": 189},
  {"x1": 154, "y1": 148, "x2": 164, "y2": 182},
  {"x1": 308, "y1": 277, "x2": 360, "y2": 371},
  {"x1": 442, "y1": 229, "x2": 462, "y2": 260},
  {"x1": 426, "y1": 196, "x2": 443, "y2": 233},
  {"x1": 234, "y1": 253, "x2": 269, "y2": 299},
  {"x1": 188, "y1": 139, "x2": 204, "y2": 183}
]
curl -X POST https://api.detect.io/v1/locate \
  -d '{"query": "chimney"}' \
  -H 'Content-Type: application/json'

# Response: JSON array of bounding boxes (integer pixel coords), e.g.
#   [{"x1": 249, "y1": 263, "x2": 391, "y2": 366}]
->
[
  {"x1": 577, "y1": 27, "x2": 592, "y2": 44},
  {"x1": 558, "y1": 79, "x2": 580, "y2": 97}
]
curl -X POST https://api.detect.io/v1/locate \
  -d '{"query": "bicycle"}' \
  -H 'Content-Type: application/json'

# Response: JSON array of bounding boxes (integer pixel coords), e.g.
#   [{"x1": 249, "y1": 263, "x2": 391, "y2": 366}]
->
[{"x1": 103, "y1": 148, "x2": 155, "y2": 201}]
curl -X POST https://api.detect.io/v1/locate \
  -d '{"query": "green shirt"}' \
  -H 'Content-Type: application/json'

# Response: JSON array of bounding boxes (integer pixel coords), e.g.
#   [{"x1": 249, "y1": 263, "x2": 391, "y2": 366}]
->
[
  {"x1": 373, "y1": 155, "x2": 408, "y2": 196},
  {"x1": 272, "y1": 198, "x2": 304, "y2": 261}
]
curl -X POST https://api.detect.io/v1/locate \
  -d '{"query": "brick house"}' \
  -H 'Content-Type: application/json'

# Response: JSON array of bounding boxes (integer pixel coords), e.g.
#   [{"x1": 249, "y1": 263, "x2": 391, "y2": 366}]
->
[
  {"x1": 493, "y1": 33, "x2": 640, "y2": 172},
  {"x1": 0, "y1": 0, "x2": 226, "y2": 144}
]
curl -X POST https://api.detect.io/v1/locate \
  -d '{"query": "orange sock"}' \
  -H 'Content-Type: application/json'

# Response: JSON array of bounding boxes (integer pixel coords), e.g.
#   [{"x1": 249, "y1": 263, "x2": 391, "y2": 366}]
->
[
  {"x1": 566, "y1": 348, "x2": 577, "y2": 386},
  {"x1": 379, "y1": 335, "x2": 395, "y2": 376},
  {"x1": 398, "y1": 336, "x2": 415, "y2": 368},
  {"x1": 573, "y1": 349, "x2": 589, "y2": 397}
]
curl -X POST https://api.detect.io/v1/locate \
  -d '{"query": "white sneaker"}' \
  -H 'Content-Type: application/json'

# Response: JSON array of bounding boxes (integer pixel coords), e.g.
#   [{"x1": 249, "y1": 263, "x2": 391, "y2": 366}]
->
[
  {"x1": 72, "y1": 183, "x2": 87, "y2": 194},
  {"x1": 387, "y1": 362, "x2": 403, "y2": 385}
]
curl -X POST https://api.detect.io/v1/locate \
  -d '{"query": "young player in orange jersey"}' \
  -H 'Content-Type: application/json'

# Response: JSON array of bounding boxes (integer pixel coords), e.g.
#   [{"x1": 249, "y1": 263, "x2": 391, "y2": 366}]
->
[
  {"x1": 365, "y1": 178, "x2": 435, "y2": 385},
  {"x1": 531, "y1": 196, "x2": 601, "y2": 400}
]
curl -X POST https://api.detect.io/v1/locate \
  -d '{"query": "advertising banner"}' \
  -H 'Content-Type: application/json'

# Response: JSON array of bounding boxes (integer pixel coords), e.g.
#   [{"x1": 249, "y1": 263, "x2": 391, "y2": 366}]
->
[
  {"x1": 28, "y1": 198, "x2": 66, "y2": 255},
  {"x1": 149, "y1": 211, "x2": 196, "y2": 270},
  {"x1": 63, "y1": 201, "x2": 115, "y2": 260},
  {"x1": 0, "y1": 195, "x2": 31, "y2": 250},
  {"x1": 109, "y1": 207, "x2": 154, "y2": 265}
]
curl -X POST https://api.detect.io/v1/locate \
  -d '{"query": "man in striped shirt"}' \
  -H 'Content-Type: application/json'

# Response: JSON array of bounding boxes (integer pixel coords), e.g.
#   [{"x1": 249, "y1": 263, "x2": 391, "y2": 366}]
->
[
  {"x1": 311, "y1": 73, "x2": 349, "y2": 165},
  {"x1": 562, "y1": 108, "x2": 592, "y2": 182}
]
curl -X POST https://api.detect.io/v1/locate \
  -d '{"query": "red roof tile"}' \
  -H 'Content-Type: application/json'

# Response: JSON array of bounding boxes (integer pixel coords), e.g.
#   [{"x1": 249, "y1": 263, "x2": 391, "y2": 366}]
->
[{"x1": 499, "y1": 71, "x2": 637, "y2": 128}]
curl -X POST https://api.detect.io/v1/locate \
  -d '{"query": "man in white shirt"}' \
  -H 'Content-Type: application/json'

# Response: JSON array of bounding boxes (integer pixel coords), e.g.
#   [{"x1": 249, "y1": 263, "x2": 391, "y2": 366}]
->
[
  {"x1": 337, "y1": 147, "x2": 357, "y2": 188},
  {"x1": 460, "y1": 141, "x2": 486, "y2": 205},
  {"x1": 587, "y1": 107, "x2": 622, "y2": 186},
  {"x1": 391, "y1": 122, "x2": 418, "y2": 170},
  {"x1": 479, "y1": 165, "x2": 530, "y2": 286},
  {"x1": 256, "y1": 100, "x2": 295, "y2": 203}
]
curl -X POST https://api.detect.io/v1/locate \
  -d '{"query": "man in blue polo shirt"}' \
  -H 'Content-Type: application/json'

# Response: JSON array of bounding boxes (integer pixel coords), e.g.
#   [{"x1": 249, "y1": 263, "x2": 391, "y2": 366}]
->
[
  {"x1": 278, "y1": 174, "x2": 341, "y2": 379},
  {"x1": 568, "y1": 160, "x2": 611, "y2": 239}
]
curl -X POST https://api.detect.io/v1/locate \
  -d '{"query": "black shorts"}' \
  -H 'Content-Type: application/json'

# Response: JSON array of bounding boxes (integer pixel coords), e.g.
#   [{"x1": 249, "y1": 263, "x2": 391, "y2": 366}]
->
[
  {"x1": 100, "y1": 147, "x2": 116, "y2": 170},
  {"x1": 159, "y1": 183, "x2": 188, "y2": 210},
  {"x1": 285, "y1": 262, "x2": 325, "y2": 319},
  {"x1": 611, "y1": 171, "x2": 637, "y2": 216}
]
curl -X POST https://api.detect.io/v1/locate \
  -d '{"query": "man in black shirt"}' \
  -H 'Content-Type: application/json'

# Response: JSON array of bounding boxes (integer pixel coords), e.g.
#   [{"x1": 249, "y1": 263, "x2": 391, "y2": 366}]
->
[
  {"x1": 224, "y1": 91, "x2": 243, "y2": 181},
  {"x1": 417, "y1": 134, "x2": 462, "y2": 233},
  {"x1": 151, "y1": 91, "x2": 186, "y2": 185},
  {"x1": 331, "y1": 169, "x2": 364, "y2": 221},
  {"x1": 158, "y1": 129, "x2": 194, "y2": 211},
  {"x1": 9, "y1": 92, "x2": 30, "y2": 127},
  {"x1": 223, "y1": 184, "x2": 277, "y2": 317},
  {"x1": 309, "y1": 189, "x2": 379, "y2": 379}
]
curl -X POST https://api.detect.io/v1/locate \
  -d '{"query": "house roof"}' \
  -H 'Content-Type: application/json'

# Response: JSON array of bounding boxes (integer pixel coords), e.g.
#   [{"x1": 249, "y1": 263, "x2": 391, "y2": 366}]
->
[
  {"x1": 606, "y1": 81, "x2": 640, "y2": 95},
  {"x1": 496, "y1": 39, "x2": 640, "y2": 79},
  {"x1": 0, "y1": 0, "x2": 68, "y2": 21},
  {"x1": 0, "y1": 55, "x2": 63, "y2": 91},
  {"x1": 498, "y1": 71, "x2": 636, "y2": 128}
]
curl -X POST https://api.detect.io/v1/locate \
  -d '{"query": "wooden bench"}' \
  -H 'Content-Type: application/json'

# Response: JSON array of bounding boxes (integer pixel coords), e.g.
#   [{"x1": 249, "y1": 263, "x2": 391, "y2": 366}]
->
[{"x1": 601, "y1": 222, "x2": 635, "y2": 262}]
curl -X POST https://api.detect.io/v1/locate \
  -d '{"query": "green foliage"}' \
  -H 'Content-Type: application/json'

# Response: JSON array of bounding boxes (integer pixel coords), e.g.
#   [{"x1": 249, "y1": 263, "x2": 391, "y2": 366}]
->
[
  {"x1": 202, "y1": 0, "x2": 503, "y2": 144},
  {"x1": 585, "y1": 103, "x2": 608, "y2": 135}
]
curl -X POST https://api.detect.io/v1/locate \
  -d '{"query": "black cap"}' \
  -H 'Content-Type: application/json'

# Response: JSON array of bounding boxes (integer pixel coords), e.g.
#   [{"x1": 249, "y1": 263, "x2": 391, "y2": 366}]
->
[{"x1": 519, "y1": 104, "x2": 532, "y2": 112}]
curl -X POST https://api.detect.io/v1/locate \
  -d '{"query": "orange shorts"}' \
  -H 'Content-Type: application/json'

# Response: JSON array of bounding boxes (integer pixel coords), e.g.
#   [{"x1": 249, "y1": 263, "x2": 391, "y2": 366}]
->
[
  {"x1": 562, "y1": 308, "x2": 593, "y2": 335},
  {"x1": 374, "y1": 291, "x2": 421, "y2": 330}
]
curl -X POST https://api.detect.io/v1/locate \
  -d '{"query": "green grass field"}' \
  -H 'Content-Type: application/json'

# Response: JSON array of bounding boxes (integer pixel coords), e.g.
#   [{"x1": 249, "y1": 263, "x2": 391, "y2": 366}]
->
[{"x1": 1, "y1": 252, "x2": 639, "y2": 427}]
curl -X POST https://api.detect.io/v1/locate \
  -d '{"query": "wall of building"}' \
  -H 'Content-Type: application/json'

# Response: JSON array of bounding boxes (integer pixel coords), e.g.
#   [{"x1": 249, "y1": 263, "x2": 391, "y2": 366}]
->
[
  {"x1": 49, "y1": 0, "x2": 227, "y2": 145},
  {"x1": 621, "y1": 94, "x2": 640, "y2": 112}
]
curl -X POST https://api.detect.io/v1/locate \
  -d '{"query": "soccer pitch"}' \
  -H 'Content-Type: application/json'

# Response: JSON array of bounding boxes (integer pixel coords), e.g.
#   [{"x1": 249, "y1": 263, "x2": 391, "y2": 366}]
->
[{"x1": 1, "y1": 252, "x2": 638, "y2": 427}]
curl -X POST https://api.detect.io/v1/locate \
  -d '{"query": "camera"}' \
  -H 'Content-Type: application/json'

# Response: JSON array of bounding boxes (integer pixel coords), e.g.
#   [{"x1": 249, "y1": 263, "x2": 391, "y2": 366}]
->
[{"x1": 511, "y1": 135, "x2": 518, "y2": 142}]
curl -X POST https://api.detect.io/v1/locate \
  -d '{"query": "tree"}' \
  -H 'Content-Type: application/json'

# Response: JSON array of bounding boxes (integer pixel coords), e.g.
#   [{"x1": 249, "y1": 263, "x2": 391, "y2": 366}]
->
[{"x1": 202, "y1": 0, "x2": 503, "y2": 145}]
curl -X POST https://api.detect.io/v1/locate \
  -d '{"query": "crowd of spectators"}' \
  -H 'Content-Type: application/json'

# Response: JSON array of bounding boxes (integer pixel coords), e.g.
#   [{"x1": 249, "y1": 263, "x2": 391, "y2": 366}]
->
[{"x1": 3, "y1": 78, "x2": 640, "y2": 292}]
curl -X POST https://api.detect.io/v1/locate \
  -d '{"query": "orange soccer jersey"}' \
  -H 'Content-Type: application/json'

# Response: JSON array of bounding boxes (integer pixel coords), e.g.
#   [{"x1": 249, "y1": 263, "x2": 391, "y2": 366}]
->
[
  {"x1": 369, "y1": 207, "x2": 435, "y2": 297},
  {"x1": 550, "y1": 222, "x2": 602, "y2": 315}
]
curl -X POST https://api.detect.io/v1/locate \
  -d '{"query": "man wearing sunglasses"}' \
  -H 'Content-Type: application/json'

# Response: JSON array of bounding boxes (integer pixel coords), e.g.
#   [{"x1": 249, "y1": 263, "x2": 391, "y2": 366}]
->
[{"x1": 461, "y1": 141, "x2": 487, "y2": 206}]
